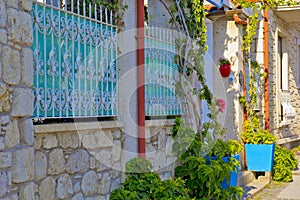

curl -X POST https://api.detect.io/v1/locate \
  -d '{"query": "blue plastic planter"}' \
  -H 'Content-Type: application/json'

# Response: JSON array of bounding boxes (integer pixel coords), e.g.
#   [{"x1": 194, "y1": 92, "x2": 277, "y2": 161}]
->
[
  {"x1": 245, "y1": 144, "x2": 275, "y2": 172},
  {"x1": 206, "y1": 154, "x2": 240, "y2": 188}
]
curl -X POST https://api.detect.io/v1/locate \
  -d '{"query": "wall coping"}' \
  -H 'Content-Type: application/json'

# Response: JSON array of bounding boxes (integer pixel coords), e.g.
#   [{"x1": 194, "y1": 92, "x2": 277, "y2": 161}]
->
[
  {"x1": 145, "y1": 119, "x2": 175, "y2": 127},
  {"x1": 277, "y1": 135, "x2": 300, "y2": 145},
  {"x1": 34, "y1": 121, "x2": 124, "y2": 134}
]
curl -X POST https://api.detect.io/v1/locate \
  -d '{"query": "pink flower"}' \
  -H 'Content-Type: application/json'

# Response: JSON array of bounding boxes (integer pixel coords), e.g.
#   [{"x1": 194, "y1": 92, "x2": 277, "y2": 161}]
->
[{"x1": 216, "y1": 98, "x2": 226, "y2": 113}]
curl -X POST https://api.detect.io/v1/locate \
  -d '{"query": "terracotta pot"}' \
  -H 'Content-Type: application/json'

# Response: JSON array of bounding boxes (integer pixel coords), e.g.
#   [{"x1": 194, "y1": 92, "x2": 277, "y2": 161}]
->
[{"x1": 219, "y1": 64, "x2": 231, "y2": 77}]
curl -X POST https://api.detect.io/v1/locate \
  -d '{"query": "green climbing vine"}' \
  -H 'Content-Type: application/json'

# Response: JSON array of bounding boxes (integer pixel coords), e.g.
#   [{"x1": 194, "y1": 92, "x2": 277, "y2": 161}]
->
[{"x1": 169, "y1": 0, "x2": 228, "y2": 140}]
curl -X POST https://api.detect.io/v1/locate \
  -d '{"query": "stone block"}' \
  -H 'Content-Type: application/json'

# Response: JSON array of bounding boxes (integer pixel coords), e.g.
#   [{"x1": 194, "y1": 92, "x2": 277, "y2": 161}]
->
[
  {"x1": 0, "y1": 171, "x2": 8, "y2": 197},
  {"x1": 7, "y1": 0, "x2": 18, "y2": 8},
  {"x1": 112, "y1": 140, "x2": 121, "y2": 162},
  {"x1": 0, "y1": 90, "x2": 11, "y2": 113},
  {"x1": 111, "y1": 162, "x2": 121, "y2": 178},
  {"x1": 21, "y1": 0, "x2": 33, "y2": 11},
  {"x1": 48, "y1": 148, "x2": 65, "y2": 175},
  {"x1": 21, "y1": 48, "x2": 33, "y2": 87},
  {"x1": 0, "y1": 29, "x2": 7, "y2": 44},
  {"x1": 95, "y1": 196, "x2": 106, "y2": 200},
  {"x1": 11, "y1": 88, "x2": 34, "y2": 117},
  {"x1": 66, "y1": 149, "x2": 89, "y2": 174},
  {"x1": 42, "y1": 134, "x2": 58, "y2": 149},
  {"x1": 154, "y1": 150, "x2": 167, "y2": 171},
  {"x1": 58, "y1": 132, "x2": 80, "y2": 149},
  {"x1": 110, "y1": 178, "x2": 121, "y2": 191},
  {"x1": 0, "y1": 115, "x2": 9, "y2": 125},
  {"x1": 72, "y1": 193, "x2": 84, "y2": 200},
  {"x1": 93, "y1": 149, "x2": 112, "y2": 169},
  {"x1": 90, "y1": 156, "x2": 96, "y2": 169},
  {"x1": 34, "y1": 135, "x2": 42, "y2": 150},
  {"x1": 12, "y1": 147, "x2": 34, "y2": 183},
  {"x1": 0, "y1": 137, "x2": 5, "y2": 150},
  {"x1": 158, "y1": 132, "x2": 166, "y2": 149},
  {"x1": 99, "y1": 172, "x2": 111, "y2": 195},
  {"x1": 80, "y1": 131, "x2": 113, "y2": 150},
  {"x1": 34, "y1": 151, "x2": 47, "y2": 181},
  {"x1": 19, "y1": 118, "x2": 34, "y2": 145},
  {"x1": 81, "y1": 171, "x2": 98, "y2": 196},
  {"x1": 20, "y1": 182, "x2": 35, "y2": 200},
  {"x1": 0, "y1": 82, "x2": 7, "y2": 100},
  {"x1": 73, "y1": 182, "x2": 81, "y2": 193},
  {"x1": 4, "y1": 119, "x2": 20, "y2": 149},
  {"x1": 0, "y1": 151, "x2": 12, "y2": 168},
  {"x1": 56, "y1": 173, "x2": 73, "y2": 199},
  {"x1": 0, "y1": 1, "x2": 6, "y2": 28},
  {"x1": 2, "y1": 45, "x2": 21, "y2": 85},
  {"x1": 39, "y1": 177, "x2": 55, "y2": 200},
  {"x1": 7, "y1": 8, "x2": 33, "y2": 45}
]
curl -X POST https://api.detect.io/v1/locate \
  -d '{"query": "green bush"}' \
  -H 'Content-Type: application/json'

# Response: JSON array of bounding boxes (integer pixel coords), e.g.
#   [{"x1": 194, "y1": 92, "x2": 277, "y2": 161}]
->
[
  {"x1": 273, "y1": 145, "x2": 298, "y2": 182},
  {"x1": 209, "y1": 139, "x2": 243, "y2": 158},
  {"x1": 172, "y1": 118, "x2": 243, "y2": 199},
  {"x1": 175, "y1": 156, "x2": 243, "y2": 200},
  {"x1": 110, "y1": 158, "x2": 193, "y2": 200}
]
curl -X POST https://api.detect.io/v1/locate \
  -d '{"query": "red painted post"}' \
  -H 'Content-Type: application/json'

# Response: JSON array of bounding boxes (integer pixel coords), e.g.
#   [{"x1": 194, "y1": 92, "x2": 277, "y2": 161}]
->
[{"x1": 137, "y1": 0, "x2": 146, "y2": 158}]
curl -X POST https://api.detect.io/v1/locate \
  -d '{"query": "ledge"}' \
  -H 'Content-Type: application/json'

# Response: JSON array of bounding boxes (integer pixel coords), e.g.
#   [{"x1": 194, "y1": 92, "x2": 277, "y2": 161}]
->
[
  {"x1": 277, "y1": 135, "x2": 300, "y2": 145},
  {"x1": 34, "y1": 121, "x2": 124, "y2": 134},
  {"x1": 206, "y1": 9, "x2": 249, "y2": 21},
  {"x1": 145, "y1": 119, "x2": 175, "y2": 127}
]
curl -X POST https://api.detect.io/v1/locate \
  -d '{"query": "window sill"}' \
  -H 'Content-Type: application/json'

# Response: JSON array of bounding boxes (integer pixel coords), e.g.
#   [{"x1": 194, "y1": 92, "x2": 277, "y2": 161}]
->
[{"x1": 34, "y1": 121, "x2": 123, "y2": 134}]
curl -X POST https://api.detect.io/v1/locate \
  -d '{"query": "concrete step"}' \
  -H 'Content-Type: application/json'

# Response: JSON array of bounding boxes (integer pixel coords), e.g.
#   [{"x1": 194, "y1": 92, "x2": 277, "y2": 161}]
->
[
  {"x1": 241, "y1": 179, "x2": 269, "y2": 200},
  {"x1": 238, "y1": 170, "x2": 255, "y2": 186},
  {"x1": 239, "y1": 171, "x2": 272, "y2": 199}
]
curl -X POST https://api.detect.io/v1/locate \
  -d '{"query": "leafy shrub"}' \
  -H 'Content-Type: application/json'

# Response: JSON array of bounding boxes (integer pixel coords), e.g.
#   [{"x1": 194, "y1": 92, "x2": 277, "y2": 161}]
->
[
  {"x1": 125, "y1": 157, "x2": 153, "y2": 174},
  {"x1": 242, "y1": 128, "x2": 276, "y2": 144},
  {"x1": 172, "y1": 118, "x2": 243, "y2": 199},
  {"x1": 209, "y1": 139, "x2": 243, "y2": 158},
  {"x1": 110, "y1": 158, "x2": 193, "y2": 200},
  {"x1": 273, "y1": 145, "x2": 298, "y2": 182},
  {"x1": 175, "y1": 156, "x2": 243, "y2": 199},
  {"x1": 292, "y1": 145, "x2": 300, "y2": 154}
]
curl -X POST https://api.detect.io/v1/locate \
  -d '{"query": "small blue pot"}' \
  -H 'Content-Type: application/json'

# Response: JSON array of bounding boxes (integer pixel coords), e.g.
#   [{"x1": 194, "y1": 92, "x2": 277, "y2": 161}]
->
[
  {"x1": 206, "y1": 154, "x2": 240, "y2": 188},
  {"x1": 245, "y1": 144, "x2": 275, "y2": 172}
]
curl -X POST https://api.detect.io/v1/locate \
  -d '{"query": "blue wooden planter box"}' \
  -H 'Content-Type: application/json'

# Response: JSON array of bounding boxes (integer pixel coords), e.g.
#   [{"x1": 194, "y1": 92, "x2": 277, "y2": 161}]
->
[
  {"x1": 245, "y1": 144, "x2": 275, "y2": 172},
  {"x1": 206, "y1": 154, "x2": 240, "y2": 188}
]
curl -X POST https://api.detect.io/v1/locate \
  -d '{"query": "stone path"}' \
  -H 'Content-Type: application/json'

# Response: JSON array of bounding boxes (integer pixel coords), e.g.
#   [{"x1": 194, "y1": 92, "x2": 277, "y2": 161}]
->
[
  {"x1": 277, "y1": 175, "x2": 300, "y2": 199},
  {"x1": 253, "y1": 155, "x2": 300, "y2": 200}
]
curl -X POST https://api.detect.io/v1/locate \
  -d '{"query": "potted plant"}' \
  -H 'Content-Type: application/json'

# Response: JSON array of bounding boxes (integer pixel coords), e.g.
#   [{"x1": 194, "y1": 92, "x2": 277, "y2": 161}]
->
[
  {"x1": 241, "y1": 120, "x2": 277, "y2": 171},
  {"x1": 207, "y1": 139, "x2": 243, "y2": 188},
  {"x1": 239, "y1": 60, "x2": 277, "y2": 172},
  {"x1": 219, "y1": 57, "x2": 231, "y2": 77}
]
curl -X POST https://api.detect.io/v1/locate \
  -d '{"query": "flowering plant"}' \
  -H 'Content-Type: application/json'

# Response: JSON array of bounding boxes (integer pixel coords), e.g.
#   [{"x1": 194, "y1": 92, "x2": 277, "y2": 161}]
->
[
  {"x1": 219, "y1": 57, "x2": 231, "y2": 65},
  {"x1": 216, "y1": 98, "x2": 226, "y2": 113}
]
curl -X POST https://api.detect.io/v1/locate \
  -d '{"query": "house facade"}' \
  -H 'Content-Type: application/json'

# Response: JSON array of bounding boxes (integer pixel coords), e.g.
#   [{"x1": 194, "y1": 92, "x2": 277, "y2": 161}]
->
[
  {"x1": 268, "y1": 6, "x2": 300, "y2": 148},
  {"x1": 0, "y1": 0, "x2": 299, "y2": 199}
]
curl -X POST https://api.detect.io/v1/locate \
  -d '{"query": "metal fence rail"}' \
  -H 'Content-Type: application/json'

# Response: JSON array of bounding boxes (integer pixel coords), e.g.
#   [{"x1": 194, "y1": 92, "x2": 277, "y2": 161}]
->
[
  {"x1": 145, "y1": 27, "x2": 182, "y2": 116},
  {"x1": 32, "y1": 0, "x2": 118, "y2": 118}
]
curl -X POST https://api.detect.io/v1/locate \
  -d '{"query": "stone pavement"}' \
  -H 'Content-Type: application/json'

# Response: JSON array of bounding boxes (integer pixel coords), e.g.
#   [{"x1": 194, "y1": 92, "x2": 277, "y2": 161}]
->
[
  {"x1": 277, "y1": 175, "x2": 300, "y2": 199},
  {"x1": 246, "y1": 155, "x2": 300, "y2": 200}
]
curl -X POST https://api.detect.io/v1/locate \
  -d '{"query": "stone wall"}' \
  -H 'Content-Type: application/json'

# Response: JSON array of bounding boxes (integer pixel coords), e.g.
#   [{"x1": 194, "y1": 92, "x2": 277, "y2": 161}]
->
[
  {"x1": 211, "y1": 14, "x2": 245, "y2": 140},
  {"x1": 268, "y1": 10, "x2": 300, "y2": 148},
  {"x1": 0, "y1": 0, "x2": 35, "y2": 199},
  {"x1": 145, "y1": 120, "x2": 177, "y2": 179},
  {"x1": 33, "y1": 122, "x2": 124, "y2": 200}
]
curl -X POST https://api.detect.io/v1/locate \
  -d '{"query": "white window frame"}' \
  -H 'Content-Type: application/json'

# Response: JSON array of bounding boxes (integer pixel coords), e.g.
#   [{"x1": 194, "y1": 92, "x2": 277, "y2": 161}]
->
[{"x1": 276, "y1": 29, "x2": 296, "y2": 127}]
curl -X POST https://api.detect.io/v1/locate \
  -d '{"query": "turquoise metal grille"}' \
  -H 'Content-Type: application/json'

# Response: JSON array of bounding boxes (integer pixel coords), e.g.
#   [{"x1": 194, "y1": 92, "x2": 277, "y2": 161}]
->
[
  {"x1": 145, "y1": 28, "x2": 182, "y2": 116},
  {"x1": 32, "y1": 2, "x2": 118, "y2": 118}
]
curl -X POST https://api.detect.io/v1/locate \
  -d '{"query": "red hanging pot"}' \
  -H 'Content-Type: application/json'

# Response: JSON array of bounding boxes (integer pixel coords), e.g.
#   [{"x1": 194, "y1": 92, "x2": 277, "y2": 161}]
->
[{"x1": 219, "y1": 64, "x2": 231, "y2": 77}]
